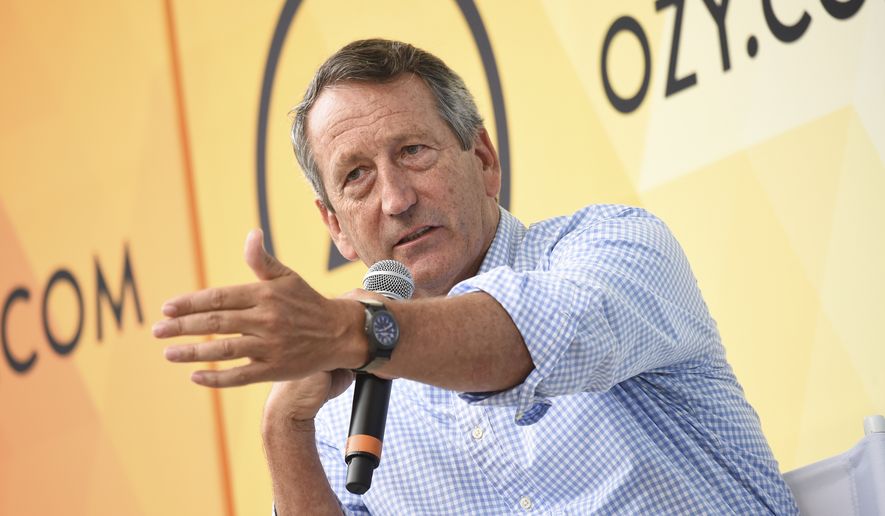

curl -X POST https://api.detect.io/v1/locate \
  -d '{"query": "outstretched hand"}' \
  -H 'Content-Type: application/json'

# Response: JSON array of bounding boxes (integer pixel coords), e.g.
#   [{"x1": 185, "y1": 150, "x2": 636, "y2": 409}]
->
[{"x1": 153, "y1": 229, "x2": 363, "y2": 387}]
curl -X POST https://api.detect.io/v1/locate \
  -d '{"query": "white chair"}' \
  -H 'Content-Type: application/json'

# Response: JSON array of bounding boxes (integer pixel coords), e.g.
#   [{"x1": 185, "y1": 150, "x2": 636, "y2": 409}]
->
[{"x1": 783, "y1": 415, "x2": 885, "y2": 515}]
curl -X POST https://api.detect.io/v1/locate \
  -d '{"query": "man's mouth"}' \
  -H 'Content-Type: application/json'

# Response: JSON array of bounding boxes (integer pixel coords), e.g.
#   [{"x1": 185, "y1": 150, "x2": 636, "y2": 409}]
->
[{"x1": 397, "y1": 226, "x2": 434, "y2": 246}]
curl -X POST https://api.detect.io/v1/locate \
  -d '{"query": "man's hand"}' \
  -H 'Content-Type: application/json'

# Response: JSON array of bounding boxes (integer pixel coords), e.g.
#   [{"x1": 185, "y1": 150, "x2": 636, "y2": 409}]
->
[
  {"x1": 263, "y1": 370, "x2": 355, "y2": 429},
  {"x1": 153, "y1": 229, "x2": 365, "y2": 388}
]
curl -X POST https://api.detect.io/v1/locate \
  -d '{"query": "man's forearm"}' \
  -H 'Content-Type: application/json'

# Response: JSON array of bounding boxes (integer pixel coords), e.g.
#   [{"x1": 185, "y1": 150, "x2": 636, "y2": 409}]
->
[
  {"x1": 376, "y1": 292, "x2": 533, "y2": 392},
  {"x1": 263, "y1": 418, "x2": 342, "y2": 516}
]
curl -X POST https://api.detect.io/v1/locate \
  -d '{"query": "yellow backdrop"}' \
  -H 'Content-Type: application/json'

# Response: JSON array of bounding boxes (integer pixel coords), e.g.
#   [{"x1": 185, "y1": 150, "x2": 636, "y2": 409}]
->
[{"x1": 2, "y1": 1, "x2": 883, "y2": 514}]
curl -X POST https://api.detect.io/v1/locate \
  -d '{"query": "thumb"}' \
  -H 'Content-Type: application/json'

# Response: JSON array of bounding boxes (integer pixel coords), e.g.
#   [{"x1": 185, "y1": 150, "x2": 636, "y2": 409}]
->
[{"x1": 244, "y1": 228, "x2": 292, "y2": 280}]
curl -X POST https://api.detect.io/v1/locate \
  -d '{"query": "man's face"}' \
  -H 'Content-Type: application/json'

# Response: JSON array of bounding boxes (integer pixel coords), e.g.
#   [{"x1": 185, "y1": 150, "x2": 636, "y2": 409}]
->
[{"x1": 307, "y1": 73, "x2": 501, "y2": 297}]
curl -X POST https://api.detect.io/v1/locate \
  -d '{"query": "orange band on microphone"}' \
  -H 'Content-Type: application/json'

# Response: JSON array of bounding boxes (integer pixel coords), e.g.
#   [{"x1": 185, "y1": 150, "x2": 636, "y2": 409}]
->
[{"x1": 345, "y1": 434, "x2": 383, "y2": 459}]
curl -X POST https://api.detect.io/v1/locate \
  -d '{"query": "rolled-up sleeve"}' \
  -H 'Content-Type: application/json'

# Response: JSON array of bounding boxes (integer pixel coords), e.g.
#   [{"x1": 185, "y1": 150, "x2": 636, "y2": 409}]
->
[{"x1": 450, "y1": 208, "x2": 722, "y2": 425}]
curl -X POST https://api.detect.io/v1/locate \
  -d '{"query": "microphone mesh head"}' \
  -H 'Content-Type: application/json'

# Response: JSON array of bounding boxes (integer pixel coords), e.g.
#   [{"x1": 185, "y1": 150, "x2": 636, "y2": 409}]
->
[{"x1": 363, "y1": 260, "x2": 414, "y2": 300}]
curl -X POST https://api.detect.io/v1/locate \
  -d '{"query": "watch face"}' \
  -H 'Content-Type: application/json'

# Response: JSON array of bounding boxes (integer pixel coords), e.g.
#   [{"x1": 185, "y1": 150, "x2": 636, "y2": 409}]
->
[{"x1": 372, "y1": 312, "x2": 399, "y2": 349}]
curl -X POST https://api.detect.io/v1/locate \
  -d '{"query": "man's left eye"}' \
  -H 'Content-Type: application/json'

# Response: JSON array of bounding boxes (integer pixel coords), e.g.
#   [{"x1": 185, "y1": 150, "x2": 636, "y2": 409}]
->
[{"x1": 403, "y1": 145, "x2": 424, "y2": 156}]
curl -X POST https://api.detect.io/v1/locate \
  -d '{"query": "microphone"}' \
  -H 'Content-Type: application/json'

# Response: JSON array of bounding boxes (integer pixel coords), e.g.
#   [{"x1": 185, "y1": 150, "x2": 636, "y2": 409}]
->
[{"x1": 345, "y1": 260, "x2": 414, "y2": 494}]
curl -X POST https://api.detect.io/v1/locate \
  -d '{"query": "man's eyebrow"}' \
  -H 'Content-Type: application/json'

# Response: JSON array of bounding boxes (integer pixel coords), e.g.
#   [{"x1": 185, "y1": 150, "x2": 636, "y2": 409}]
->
[
  {"x1": 390, "y1": 128, "x2": 437, "y2": 146},
  {"x1": 333, "y1": 152, "x2": 359, "y2": 168},
  {"x1": 328, "y1": 127, "x2": 439, "y2": 174},
  {"x1": 329, "y1": 148, "x2": 365, "y2": 173}
]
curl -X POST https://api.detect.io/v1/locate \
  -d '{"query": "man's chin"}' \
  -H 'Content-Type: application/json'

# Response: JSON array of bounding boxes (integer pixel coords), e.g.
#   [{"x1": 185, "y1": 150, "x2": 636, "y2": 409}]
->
[{"x1": 407, "y1": 262, "x2": 460, "y2": 298}]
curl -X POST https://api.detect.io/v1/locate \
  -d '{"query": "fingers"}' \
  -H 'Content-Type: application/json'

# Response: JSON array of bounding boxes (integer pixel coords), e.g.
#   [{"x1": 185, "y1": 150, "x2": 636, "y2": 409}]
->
[
  {"x1": 190, "y1": 363, "x2": 268, "y2": 388},
  {"x1": 160, "y1": 229, "x2": 296, "y2": 317},
  {"x1": 161, "y1": 285, "x2": 257, "y2": 317},
  {"x1": 244, "y1": 228, "x2": 293, "y2": 281},
  {"x1": 328, "y1": 369, "x2": 356, "y2": 400},
  {"x1": 152, "y1": 309, "x2": 256, "y2": 338},
  {"x1": 164, "y1": 335, "x2": 264, "y2": 363}
]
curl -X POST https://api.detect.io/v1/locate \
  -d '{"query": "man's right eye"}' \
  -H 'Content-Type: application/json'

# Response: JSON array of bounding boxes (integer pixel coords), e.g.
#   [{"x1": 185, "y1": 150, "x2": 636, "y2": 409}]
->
[{"x1": 345, "y1": 168, "x2": 365, "y2": 183}]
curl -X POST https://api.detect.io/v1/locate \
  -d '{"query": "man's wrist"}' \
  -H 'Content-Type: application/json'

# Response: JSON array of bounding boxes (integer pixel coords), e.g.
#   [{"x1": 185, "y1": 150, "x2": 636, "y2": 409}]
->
[
  {"x1": 261, "y1": 413, "x2": 318, "y2": 451},
  {"x1": 329, "y1": 298, "x2": 371, "y2": 370},
  {"x1": 262, "y1": 407, "x2": 314, "y2": 432}
]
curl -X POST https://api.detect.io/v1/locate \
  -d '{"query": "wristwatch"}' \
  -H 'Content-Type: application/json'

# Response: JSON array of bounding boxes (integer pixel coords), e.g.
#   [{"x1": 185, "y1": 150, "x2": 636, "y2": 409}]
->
[{"x1": 354, "y1": 299, "x2": 400, "y2": 373}]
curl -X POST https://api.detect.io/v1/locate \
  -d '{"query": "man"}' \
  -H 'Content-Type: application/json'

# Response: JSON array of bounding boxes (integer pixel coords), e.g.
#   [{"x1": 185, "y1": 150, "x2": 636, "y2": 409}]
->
[{"x1": 154, "y1": 39, "x2": 798, "y2": 514}]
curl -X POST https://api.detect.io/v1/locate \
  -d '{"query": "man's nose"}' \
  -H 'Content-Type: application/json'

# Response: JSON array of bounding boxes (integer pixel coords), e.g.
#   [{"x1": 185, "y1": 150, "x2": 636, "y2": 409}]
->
[{"x1": 378, "y1": 164, "x2": 417, "y2": 216}]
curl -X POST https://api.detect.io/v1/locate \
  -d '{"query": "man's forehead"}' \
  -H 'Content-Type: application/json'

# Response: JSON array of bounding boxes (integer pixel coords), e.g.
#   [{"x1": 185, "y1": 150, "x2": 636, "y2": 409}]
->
[
  {"x1": 310, "y1": 75, "x2": 430, "y2": 122},
  {"x1": 307, "y1": 76, "x2": 440, "y2": 146}
]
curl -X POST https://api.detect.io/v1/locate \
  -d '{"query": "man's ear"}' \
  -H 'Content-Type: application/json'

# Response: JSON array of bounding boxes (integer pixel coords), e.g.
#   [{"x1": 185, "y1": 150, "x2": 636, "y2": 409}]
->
[
  {"x1": 473, "y1": 128, "x2": 501, "y2": 199},
  {"x1": 315, "y1": 199, "x2": 359, "y2": 261}
]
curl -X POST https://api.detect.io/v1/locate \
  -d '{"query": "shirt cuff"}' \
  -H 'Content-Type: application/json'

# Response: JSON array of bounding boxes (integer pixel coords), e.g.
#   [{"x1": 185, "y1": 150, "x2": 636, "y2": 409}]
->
[{"x1": 450, "y1": 266, "x2": 582, "y2": 424}]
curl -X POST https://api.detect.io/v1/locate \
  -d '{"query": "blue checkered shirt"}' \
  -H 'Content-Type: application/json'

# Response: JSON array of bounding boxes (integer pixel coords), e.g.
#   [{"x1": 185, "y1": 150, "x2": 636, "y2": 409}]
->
[{"x1": 309, "y1": 205, "x2": 798, "y2": 514}]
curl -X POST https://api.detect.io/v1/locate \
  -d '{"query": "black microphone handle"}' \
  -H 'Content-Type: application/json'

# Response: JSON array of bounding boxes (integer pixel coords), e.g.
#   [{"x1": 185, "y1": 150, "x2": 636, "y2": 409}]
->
[
  {"x1": 344, "y1": 260, "x2": 412, "y2": 495},
  {"x1": 345, "y1": 373, "x2": 392, "y2": 494}
]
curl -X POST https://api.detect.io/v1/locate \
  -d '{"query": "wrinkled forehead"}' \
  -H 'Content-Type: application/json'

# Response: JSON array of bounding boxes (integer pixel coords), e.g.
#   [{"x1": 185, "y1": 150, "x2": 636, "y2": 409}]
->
[
  {"x1": 305, "y1": 75, "x2": 449, "y2": 158},
  {"x1": 307, "y1": 74, "x2": 433, "y2": 133}
]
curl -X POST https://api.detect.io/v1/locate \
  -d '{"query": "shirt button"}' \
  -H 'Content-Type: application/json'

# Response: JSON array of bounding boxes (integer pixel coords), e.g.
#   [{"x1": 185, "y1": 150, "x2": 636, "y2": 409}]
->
[
  {"x1": 471, "y1": 426, "x2": 484, "y2": 440},
  {"x1": 519, "y1": 496, "x2": 533, "y2": 511}
]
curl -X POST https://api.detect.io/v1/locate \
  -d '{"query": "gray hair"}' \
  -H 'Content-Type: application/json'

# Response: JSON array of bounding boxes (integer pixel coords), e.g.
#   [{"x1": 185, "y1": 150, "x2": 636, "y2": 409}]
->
[{"x1": 290, "y1": 39, "x2": 484, "y2": 212}]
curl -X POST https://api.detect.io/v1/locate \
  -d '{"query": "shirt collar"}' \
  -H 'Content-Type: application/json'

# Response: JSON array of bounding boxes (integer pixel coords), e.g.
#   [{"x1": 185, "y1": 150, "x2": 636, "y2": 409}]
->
[{"x1": 477, "y1": 206, "x2": 526, "y2": 274}]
